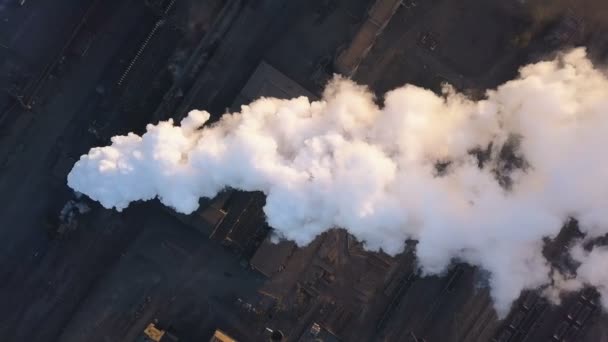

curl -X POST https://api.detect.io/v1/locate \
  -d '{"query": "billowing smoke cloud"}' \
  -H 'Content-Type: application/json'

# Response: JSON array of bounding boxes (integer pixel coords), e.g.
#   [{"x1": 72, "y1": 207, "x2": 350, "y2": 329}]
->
[{"x1": 68, "y1": 48, "x2": 608, "y2": 315}]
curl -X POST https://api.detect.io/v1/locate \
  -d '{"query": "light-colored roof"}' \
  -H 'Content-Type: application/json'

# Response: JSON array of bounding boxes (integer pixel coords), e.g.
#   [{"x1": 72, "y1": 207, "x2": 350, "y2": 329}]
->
[
  {"x1": 210, "y1": 329, "x2": 237, "y2": 342},
  {"x1": 143, "y1": 323, "x2": 165, "y2": 342}
]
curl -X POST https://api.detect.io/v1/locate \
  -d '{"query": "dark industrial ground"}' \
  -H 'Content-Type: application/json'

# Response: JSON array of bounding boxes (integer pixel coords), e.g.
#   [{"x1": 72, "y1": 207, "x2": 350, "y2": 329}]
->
[{"x1": 1, "y1": 0, "x2": 608, "y2": 341}]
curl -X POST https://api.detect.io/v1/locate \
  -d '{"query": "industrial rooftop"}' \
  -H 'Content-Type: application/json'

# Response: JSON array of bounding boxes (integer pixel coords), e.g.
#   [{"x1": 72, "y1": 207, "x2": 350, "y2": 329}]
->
[{"x1": 1, "y1": 1, "x2": 608, "y2": 341}]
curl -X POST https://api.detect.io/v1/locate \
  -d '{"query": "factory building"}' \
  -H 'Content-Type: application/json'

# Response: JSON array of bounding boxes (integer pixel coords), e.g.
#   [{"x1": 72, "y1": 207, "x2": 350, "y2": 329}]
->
[
  {"x1": 209, "y1": 329, "x2": 237, "y2": 342},
  {"x1": 333, "y1": 0, "x2": 402, "y2": 76}
]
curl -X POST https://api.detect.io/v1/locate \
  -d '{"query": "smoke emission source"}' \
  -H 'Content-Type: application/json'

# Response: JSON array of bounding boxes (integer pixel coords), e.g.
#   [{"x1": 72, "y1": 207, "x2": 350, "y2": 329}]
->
[{"x1": 68, "y1": 48, "x2": 608, "y2": 315}]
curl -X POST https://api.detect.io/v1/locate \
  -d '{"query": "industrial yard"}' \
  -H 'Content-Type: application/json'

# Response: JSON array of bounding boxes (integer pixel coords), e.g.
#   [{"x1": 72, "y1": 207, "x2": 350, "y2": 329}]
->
[{"x1": 1, "y1": 0, "x2": 608, "y2": 341}]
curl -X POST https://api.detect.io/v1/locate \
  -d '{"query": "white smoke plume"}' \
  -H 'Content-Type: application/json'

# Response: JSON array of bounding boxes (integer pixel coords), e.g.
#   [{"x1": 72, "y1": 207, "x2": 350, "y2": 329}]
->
[{"x1": 68, "y1": 48, "x2": 608, "y2": 315}]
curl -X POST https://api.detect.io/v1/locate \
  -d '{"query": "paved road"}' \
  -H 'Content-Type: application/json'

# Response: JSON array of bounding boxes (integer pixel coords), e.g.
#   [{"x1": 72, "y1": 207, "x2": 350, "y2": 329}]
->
[
  {"x1": 0, "y1": 1, "x2": 155, "y2": 340},
  {"x1": 0, "y1": 0, "x2": 92, "y2": 63},
  {"x1": 57, "y1": 204, "x2": 264, "y2": 342},
  {"x1": 0, "y1": 1, "x2": 266, "y2": 340},
  {"x1": 174, "y1": 0, "x2": 300, "y2": 118},
  {"x1": 0, "y1": 0, "x2": 95, "y2": 109}
]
